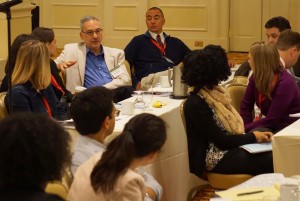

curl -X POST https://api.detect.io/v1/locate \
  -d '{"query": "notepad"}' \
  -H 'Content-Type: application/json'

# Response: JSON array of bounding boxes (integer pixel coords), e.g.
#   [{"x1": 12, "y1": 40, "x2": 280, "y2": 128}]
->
[
  {"x1": 216, "y1": 186, "x2": 279, "y2": 201},
  {"x1": 239, "y1": 143, "x2": 272, "y2": 154}
]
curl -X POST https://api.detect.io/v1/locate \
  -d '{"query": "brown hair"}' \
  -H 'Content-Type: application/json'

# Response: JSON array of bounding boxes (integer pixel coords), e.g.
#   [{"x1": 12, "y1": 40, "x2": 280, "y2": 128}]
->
[
  {"x1": 12, "y1": 40, "x2": 51, "y2": 90},
  {"x1": 249, "y1": 42, "x2": 280, "y2": 99},
  {"x1": 276, "y1": 29, "x2": 300, "y2": 51}
]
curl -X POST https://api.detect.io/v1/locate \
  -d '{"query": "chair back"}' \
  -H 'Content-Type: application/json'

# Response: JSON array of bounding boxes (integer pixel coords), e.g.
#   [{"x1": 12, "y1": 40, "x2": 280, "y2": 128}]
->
[
  {"x1": 226, "y1": 83, "x2": 247, "y2": 114},
  {"x1": 232, "y1": 76, "x2": 248, "y2": 85},
  {"x1": 179, "y1": 97, "x2": 253, "y2": 192},
  {"x1": 0, "y1": 92, "x2": 8, "y2": 119},
  {"x1": 45, "y1": 181, "x2": 68, "y2": 199}
]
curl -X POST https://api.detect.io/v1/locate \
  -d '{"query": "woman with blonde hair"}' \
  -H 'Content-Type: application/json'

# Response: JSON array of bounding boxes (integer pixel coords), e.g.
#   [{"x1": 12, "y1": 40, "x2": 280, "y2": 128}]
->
[
  {"x1": 5, "y1": 40, "x2": 62, "y2": 118},
  {"x1": 241, "y1": 42, "x2": 300, "y2": 132}
]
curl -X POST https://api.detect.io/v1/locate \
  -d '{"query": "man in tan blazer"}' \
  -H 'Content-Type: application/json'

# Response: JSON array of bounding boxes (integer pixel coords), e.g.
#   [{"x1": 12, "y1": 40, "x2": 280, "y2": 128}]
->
[{"x1": 55, "y1": 16, "x2": 132, "y2": 101}]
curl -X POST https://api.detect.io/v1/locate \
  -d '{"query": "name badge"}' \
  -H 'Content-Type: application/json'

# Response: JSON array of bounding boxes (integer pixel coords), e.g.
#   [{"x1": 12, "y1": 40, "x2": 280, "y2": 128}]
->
[{"x1": 110, "y1": 66, "x2": 124, "y2": 78}]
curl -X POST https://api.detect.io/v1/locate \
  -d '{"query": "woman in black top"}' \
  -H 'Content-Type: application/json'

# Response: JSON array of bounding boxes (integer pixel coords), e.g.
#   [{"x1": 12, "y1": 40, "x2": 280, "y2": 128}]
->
[{"x1": 182, "y1": 45, "x2": 274, "y2": 178}]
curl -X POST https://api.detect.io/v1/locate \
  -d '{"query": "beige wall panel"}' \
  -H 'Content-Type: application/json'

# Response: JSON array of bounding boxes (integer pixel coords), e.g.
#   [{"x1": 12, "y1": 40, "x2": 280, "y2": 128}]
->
[
  {"x1": 0, "y1": 13, "x2": 7, "y2": 59},
  {"x1": 113, "y1": 6, "x2": 138, "y2": 30},
  {"x1": 0, "y1": 3, "x2": 34, "y2": 76},
  {"x1": 40, "y1": 1, "x2": 104, "y2": 47},
  {"x1": 102, "y1": 1, "x2": 147, "y2": 49},
  {"x1": 151, "y1": 0, "x2": 230, "y2": 50},
  {"x1": 289, "y1": 0, "x2": 300, "y2": 31},
  {"x1": 162, "y1": 6, "x2": 207, "y2": 31},
  {"x1": 52, "y1": 4, "x2": 99, "y2": 29},
  {"x1": 262, "y1": 0, "x2": 300, "y2": 40},
  {"x1": 230, "y1": 0, "x2": 262, "y2": 52}
]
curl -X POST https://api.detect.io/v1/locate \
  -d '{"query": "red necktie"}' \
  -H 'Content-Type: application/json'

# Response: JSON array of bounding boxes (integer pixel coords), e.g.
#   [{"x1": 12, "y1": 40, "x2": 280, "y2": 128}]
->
[{"x1": 156, "y1": 35, "x2": 164, "y2": 48}]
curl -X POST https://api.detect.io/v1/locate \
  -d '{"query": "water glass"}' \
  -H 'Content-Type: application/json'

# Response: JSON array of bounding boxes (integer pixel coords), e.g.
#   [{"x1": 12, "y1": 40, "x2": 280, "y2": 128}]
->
[{"x1": 142, "y1": 86, "x2": 153, "y2": 111}]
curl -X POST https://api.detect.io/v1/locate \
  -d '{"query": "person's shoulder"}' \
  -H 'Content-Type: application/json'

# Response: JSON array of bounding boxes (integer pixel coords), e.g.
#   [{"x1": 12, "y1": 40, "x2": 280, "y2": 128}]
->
[
  {"x1": 120, "y1": 169, "x2": 144, "y2": 187},
  {"x1": 76, "y1": 152, "x2": 102, "y2": 174},
  {"x1": 280, "y1": 69, "x2": 297, "y2": 83},
  {"x1": 11, "y1": 83, "x2": 30, "y2": 92},
  {"x1": 276, "y1": 70, "x2": 299, "y2": 89},
  {"x1": 186, "y1": 93, "x2": 208, "y2": 110},
  {"x1": 166, "y1": 34, "x2": 185, "y2": 43}
]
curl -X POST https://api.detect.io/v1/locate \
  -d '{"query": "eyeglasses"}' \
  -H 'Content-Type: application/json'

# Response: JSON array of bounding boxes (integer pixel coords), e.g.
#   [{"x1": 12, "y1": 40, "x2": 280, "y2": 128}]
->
[
  {"x1": 81, "y1": 28, "x2": 103, "y2": 36},
  {"x1": 115, "y1": 110, "x2": 120, "y2": 117}
]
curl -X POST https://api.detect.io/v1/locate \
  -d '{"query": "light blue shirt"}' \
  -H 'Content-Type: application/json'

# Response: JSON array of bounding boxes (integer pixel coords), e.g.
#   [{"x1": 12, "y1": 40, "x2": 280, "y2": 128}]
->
[
  {"x1": 71, "y1": 135, "x2": 106, "y2": 174},
  {"x1": 84, "y1": 46, "x2": 113, "y2": 88}
]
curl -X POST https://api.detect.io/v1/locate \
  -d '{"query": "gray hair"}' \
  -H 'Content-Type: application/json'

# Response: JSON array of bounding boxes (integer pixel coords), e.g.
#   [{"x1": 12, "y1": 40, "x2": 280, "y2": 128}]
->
[{"x1": 80, "y1": 15, "x2": 100, "y2": 31}]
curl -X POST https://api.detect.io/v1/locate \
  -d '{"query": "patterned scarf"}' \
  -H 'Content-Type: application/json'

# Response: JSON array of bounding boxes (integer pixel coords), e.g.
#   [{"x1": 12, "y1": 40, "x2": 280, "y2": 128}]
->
[{"x1": 198, "y1": 86, "x2": 245, "y2": 135}]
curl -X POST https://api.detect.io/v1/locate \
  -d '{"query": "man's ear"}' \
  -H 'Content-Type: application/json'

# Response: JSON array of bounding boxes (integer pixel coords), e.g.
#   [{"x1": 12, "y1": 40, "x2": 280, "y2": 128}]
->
[
  {"x1": 102, "y1": 116, "x2": 110, "y2": 130},
  {"x1": 80, "y1": 32, "x2": 84, "y2": 40}
]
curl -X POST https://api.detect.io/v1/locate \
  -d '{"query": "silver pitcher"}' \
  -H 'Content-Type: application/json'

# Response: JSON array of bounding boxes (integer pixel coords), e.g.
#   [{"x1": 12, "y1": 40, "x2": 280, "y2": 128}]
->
[{"x1": 168, "y1": 64, "x2": 188, "y2": 99}]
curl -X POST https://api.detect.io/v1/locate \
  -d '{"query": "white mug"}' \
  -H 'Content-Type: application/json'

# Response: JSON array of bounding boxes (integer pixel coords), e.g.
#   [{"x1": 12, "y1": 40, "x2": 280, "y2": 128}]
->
[
  {"x1": 159, "y1": 76, "x2": 171, "y2": 88},
  {"x1": 74, "y1": 86, "x2": 86, "y2": 95},
  {"x1": 280, "y1": 184, "x2": 298, "y2": 201},
  {"x1": 121, "y1": 102, "x2": 135, "y2": 115}
]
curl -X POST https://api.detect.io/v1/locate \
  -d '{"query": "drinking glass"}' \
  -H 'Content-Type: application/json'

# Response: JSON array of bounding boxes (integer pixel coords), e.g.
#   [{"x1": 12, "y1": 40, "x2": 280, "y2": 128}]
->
[
  {"x1": 142, "y1": 85, "x2": 153, "y2": 111},
  {"x1": 133, "y1": 90, "x2": 145, "y2": 105}
]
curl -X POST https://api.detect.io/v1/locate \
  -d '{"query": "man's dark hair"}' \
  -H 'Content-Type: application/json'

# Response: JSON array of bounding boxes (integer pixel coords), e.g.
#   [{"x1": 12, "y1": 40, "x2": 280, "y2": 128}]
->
[
  {"x1": 70, "y1": 86, "x2": 114, "y2": 135},
  {"x1": 147, "y1": 7, "x2": 164, "y2": 17},
  {"x1": 264, "y1": 16, "x2": 291, "y2": 32},
  {"x1": 0, "y1": 113, "x2": 71, "y2": 189}
]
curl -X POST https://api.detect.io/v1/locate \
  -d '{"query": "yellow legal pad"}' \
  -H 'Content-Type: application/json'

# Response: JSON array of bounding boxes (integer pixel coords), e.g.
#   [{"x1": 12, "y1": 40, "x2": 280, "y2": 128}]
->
[{"x1": 216, "y1": 186, "x2": 279, "y2": 201}]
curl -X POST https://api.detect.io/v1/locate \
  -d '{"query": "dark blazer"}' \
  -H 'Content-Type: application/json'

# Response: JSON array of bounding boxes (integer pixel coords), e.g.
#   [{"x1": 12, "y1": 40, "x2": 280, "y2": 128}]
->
[{"x1": 4, "y1": 81, "x2": 59, "y2": 118}]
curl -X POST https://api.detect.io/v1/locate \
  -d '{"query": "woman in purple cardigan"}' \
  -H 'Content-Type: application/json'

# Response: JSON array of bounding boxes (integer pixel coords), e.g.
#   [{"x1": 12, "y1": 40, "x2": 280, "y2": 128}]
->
[{"x1": 240, "y1": 42, "x2": 300, "y2": 133}]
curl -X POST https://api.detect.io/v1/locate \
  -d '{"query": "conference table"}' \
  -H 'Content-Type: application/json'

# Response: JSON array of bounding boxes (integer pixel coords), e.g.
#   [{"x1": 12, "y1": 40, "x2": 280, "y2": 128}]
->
[
  {"x1": 272, "y1": 118, "x2": 300, "y2": 177},
  {"x1": 66, "y1": 91, "x2": 205, "y2": 201}
]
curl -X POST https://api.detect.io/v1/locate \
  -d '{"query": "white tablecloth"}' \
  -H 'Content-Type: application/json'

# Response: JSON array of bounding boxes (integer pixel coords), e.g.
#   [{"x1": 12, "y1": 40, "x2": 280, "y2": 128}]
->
[
  {"x1": 66, "y1": 95, "x2": 204, "y2": 201},
  {"x1": 272, "y1": 118, "x2": 300, "y2": 177}
]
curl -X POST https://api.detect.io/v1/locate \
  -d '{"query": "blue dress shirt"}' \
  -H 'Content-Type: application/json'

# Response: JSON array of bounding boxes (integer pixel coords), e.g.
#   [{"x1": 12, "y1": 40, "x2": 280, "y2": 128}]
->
[{"x1": 84, "y1": 46, "x2": 113, "y2": 88}]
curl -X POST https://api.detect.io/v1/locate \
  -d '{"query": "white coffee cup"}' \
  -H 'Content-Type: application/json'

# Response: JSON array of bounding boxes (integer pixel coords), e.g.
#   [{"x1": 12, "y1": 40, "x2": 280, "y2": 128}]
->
[
  {"x1": 74, "y1": 86, "x2": 86, "y2": 95},
  {"x1": 121, "y1": 102, "x2": 135, "y2": 115},
  {"x1": 159, "y1": 76, "x2": 171, "y2": 88},
  {"x1": 280, "y1": 184, "x2": 298, "y2": 201}
]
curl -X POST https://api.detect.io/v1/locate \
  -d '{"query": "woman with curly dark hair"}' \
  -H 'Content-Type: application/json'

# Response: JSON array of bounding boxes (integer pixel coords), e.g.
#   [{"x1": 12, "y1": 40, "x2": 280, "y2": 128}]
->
[
  {"x1": 182, "y1": 45, "x2": 273, "y2": 177},
  {"x1": 0, "y1": 113, "x2": 71, "y2": 201}
]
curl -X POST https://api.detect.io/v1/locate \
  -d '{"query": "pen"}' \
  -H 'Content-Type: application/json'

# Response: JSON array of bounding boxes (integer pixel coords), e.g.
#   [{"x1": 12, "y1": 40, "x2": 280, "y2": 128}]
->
[{"x1": 237, "y1": 190, "x2": 264, "y2": 196}]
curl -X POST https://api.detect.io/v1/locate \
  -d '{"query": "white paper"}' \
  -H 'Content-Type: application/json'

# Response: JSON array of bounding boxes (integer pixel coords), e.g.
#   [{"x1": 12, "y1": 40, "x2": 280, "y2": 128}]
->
[
  {"x1": 239, "y1": 143, "x2": 272, "y2": 154},
  {"x1": 289, "y1": 113, "x2": 300, "y2": 117}
]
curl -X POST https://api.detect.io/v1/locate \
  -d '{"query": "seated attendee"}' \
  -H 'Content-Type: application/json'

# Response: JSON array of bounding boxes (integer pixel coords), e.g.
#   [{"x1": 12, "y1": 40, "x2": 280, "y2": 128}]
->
[
  {"x1": 0, "y1": 113, "x2": 71, "y2": 201},
  {"x1": 70, "y1": 86, "x2": 115, "y2": 174},
  {"x1": 235, "y1": 16, "x2": 292, "y2": 77},
  {"x1": 32, "y1": 27, "x2": 73, "y2": 103},
  {"x1": 241, "y1": 42, "x2": 300, "y2": 132},
  {"x1": 182, "y1": 45, "x2": 273, "y2": 178},
  {"x1": 55, "y1": 15, "x2": 132, "y2": 102},
  {"x1": 68, "y1": 113, "x2": 166, "y2": 201},
  {"x1": 4, "y1": 40, "x2": 67, "y2": 119},
  {"x1": 124, "y1": 7, "x2": 190, "y2": 89},
  {"x1": 276, "y1": 29, "x2": 300, "y2": 87},
  {"x1": 0, "y1": 34, "x2": 36, "y2": 92},
  {"x1": 70, "y1": 87, "x2": 162, "y2": 201}
]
